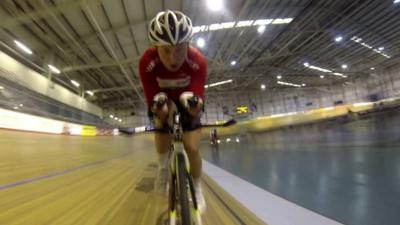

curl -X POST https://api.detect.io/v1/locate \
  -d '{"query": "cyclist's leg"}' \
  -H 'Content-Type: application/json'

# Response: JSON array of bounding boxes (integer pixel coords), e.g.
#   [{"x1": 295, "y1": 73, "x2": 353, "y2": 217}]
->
[
  {"x1": 153, "y1": 100, "x2": 177, "y2": 165},
  {"x1": 153, "y1": 133, "x2": 171, "y2": 194},
  {"x1": 154, "y1": 132, "x2": 172, "y2": 164},
  {"x1": 152, "y1": 101, "x2": 177, "y2": 194},
  {"x1": 182, "y1": 128, "x2": 202, "y2": 179},
  {"x1": 182, "y1": 128, "x2": 206, "y2": 212}
]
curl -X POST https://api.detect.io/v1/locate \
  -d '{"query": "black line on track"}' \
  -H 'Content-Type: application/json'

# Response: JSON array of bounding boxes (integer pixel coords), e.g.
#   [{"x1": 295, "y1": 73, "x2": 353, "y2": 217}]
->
[
  {"x1": 202, "y1": 178, "x2": 248, "y2": 225},
  {"x1": 0, "y1": 152, "x2": 132, "y2": 191}
]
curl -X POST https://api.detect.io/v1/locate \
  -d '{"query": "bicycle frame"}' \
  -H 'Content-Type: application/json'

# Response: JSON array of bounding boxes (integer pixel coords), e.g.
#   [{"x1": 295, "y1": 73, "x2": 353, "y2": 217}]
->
[
  {"x1": 169, "y1": 113, "x2": 190, "y2": 175},
  {"x1": 168, "y1": 113, "x2": 201, "y2": 225}
]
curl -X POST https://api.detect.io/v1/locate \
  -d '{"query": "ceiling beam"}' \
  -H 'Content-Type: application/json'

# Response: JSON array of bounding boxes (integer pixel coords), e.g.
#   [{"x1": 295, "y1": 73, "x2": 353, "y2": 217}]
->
[
  {"x1": 83, "y1": 3, "x2": 145, "y2": 105},
  {"x1": 0, "y1": 0, "x2": 103, "y2": 29},
  {"x1": 91, "y1": 85, "x2": 141, "y2": 93},
  {"x1": 62, "y1": 57, "x2": 140, "y2": 72}
]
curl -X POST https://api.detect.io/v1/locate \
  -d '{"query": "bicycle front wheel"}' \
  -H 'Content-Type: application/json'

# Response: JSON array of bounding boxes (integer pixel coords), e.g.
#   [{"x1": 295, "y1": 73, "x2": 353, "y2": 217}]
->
[{"x1": 176, "y1": 153, "x2": 191, "y2": 225}]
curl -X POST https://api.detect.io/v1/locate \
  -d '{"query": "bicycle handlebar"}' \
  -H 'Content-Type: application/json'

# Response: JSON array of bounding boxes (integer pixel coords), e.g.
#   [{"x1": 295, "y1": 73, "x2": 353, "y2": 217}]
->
[{"x1": 118, "y1": 119, "x2": 236, "y2": 135}]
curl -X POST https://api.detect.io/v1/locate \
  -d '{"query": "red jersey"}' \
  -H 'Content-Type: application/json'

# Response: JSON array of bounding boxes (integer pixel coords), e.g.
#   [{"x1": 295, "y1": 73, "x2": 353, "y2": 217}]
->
[{"x1": 139, "y1": 47, "x2": 207, "y2": 106}]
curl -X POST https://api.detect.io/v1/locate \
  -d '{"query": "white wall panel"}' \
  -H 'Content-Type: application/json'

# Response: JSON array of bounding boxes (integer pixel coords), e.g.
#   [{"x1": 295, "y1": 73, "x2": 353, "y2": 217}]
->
[{"x1": 0, "y1": 51, "x2": 103, "y2": 117}]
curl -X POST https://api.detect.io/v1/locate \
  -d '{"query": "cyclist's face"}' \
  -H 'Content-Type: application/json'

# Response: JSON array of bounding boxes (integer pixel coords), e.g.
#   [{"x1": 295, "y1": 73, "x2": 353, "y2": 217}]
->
[{"x1": 157, "y1": 43, "x2": 188, "y2": 72}]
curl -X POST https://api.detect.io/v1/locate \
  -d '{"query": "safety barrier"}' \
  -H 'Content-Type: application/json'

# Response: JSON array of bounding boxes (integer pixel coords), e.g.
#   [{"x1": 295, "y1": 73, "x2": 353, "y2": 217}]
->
[
  {"x1": 0, "y1": 107, "x2": 117, "y2": 136},
  {"x1": 201, "y1": 98, "x2": 400, "y2": 138}
]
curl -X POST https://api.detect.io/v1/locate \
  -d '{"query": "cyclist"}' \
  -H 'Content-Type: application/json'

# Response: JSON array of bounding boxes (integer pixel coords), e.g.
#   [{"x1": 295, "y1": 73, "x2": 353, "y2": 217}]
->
[
  {"x1": 210, "y1": 128, "x2": 218, "y2": 145},
  {"x1": 139, "y1": 10, "x2": 207, "y2": 213}
]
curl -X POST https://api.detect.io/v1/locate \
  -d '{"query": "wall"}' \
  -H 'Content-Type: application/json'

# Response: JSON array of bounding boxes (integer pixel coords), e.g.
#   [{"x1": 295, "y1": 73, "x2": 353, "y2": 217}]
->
[
  {"x1": 0, "y1": 107, "x2": 116, "y2": 136},
  {"x1": 0, "y1": 50, "x2": 103, "y2": 117},
  {"x1": 102, "y1": 108, "x2": 149, "y2": 127}
]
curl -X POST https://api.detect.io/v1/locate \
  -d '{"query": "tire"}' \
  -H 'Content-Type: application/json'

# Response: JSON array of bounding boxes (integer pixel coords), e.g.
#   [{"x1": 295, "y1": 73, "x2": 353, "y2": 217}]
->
[{"x1": 176, "y1": 153, "x2": 191, "y2": 225}]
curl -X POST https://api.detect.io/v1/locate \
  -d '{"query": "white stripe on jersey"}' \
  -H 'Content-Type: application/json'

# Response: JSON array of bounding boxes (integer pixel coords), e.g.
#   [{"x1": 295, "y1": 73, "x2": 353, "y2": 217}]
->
[{"x1": 156, "y1": 76, "x2": 191, "y2": 88}]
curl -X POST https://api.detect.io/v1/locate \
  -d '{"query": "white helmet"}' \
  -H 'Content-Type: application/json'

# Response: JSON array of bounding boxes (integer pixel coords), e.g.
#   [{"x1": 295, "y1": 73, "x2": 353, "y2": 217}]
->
[{"x1": 148, "y1": 10, "x2": 193, "y2": 46}]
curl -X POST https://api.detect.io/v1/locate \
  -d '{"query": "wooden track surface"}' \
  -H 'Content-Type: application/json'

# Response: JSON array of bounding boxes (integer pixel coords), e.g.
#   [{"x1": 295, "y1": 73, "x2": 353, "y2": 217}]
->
[{"x1": 0, "y1": 130, "x2": 266, "y2": 225}]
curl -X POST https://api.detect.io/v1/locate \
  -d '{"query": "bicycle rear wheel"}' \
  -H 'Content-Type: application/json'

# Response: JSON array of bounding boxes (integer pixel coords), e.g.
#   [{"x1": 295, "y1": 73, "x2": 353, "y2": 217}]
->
[{"x1": 176, "y1": 153, "x2": 191, "y2": 225}]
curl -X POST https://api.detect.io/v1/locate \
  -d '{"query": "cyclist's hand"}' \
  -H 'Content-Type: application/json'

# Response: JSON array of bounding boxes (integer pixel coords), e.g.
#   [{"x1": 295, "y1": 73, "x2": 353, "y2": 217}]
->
[
  {"x1": 151, "y1": 92, "x2": 169, "y2": 121},
  {"x1": 187, "y1": 102, "x2": 202, "y2": 117},
  {"x1": 154, "y1": 103, "x2": 169, "y2": 121},
  {"x1": 180, "y1": 92, "x2": 203, "y2": 117}
]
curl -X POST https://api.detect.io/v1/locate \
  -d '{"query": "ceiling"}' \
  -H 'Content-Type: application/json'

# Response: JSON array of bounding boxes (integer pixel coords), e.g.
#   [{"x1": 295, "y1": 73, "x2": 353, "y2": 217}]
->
[{"x1": 0, "y1": 0, "x2": 399, "y2": 112}]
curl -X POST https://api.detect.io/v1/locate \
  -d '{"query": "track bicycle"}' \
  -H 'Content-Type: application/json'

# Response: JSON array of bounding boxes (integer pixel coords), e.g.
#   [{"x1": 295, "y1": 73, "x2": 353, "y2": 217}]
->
[{"x1": 119, "y1": 102, "x2": 235, "y2": 225}]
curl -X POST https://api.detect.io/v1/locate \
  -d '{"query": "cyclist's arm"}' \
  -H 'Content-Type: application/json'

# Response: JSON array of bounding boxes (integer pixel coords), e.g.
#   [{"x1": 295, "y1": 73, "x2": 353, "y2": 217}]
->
[
  {"x1": 186, "y1": 55, "x2": 207, "y2": 102},
  {"x1": 179, "y1": 58, "x2": 206, "y2": 118},
  {"x1": 139, "y1": 54, "x2": 162, "y2": 107}
]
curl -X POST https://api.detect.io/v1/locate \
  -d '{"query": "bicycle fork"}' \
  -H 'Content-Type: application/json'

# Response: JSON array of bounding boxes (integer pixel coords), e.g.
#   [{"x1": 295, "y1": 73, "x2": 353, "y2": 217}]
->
[{"x1": 168, "y1": 143, "x2": 201, "y2": 225}]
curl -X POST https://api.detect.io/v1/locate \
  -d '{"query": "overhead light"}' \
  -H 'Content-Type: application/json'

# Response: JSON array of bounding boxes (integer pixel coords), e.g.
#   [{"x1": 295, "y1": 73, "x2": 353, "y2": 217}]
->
[
  {"x1": 341, "y1": 64, "x2": 348, "y2": 69},
  {"x1": 302, "y1": 83, "x2": 306, "y2": 87},
  {"x1": 378, "y1": 47, "x2": 384, "y2": 51},
  {"x1": 196, "y1": 38, "x2": 205, "y2": 48},
  {"x1": 395, "y1": 0, "x2": 400, "y2": 3},
  {"x1": 205, "y1": 79, "x2": 233, "y2": 88},
  {"x1": 13, "y1": 106, "x2": 19, "y2": 110},
  {"x1": 253, "y1": 19, "x2": 273, "y2": 26},
  {"x1": 237, "y1": 20, "x2": 254, "y2": 27},
  {"x1": 109, "y1": 115, "x2": 114, "y2": 119},
  {"x1": 320, "y1": 75, "x2": 325, "y2": 79},
  {"x1": 86, "y1": 91, "x2": 94, "y2": 96},
  {"x1": 333, "y1": 72, "x2": 348, "y2": 78},
  {"x1": 0, "y1": 86, "x2": 4, "y2": 90},
  {"x1": 334, "y1": 36, "x2": 343, "y2": 42},
  {"x1": 207, "y1": 0, "x2": 223, "y2": 11},
  {"x1": 193, "y1": 25, "x2": 208, "y2": 33},
  {"x1": 226, "y1": 138, "x2": 231, "y2": 143},
  {"x1": 118, "y1": 119, "x2": 122, "y2": 122},
  {"x1": 277, "y1": 81, "x2": 301, "y2": 87},
  {"x1": 230, "y1": 60, "x2": 237, "y2": 66},
  {"x1": 261, "y1": 84, "x2": 266, "y2": 90},
  {"x1": 303, "y1": 62, "x2": 310, "y2": 67},
  {"x1": 48, "y1": 65, "x2": 61, "y2": 74},
  {"x1": 236, "y1": 137, "x2": 240, "y2": 143},
  {"x1": 114, "y1": 117, "x2": 118, "y2": 121},
  {"x1": 70, "y1": 80, "x2": 80, "y2": 87},
  {"x1": 220, "y1": 22, "x2": 235, "y2": 29},
  {"x1": 309, "y1": 65, "x2": 332, "y2": 73},
  {"x1": 272, "y1": 18, "x2": 293, "y2": 24},
  {"x1": 277, "y1": 75, "x2": 282, "y2": 79},
  {"x1": 209, "y1": 22, "x2": 235, "y2": 30},
  {"x1": 257, "y1": 25, "x2": 266, "y2": 34},
  {"x1": 14, "y1": 40, "x2": 33, "y2": 55},
  {"x1": 19, "y1": 104, "x2": 23, "y2": 107},
  {"x1": 351, "y1": 36, "x2": 362, "y2": 42},
  {"x1": 370, "y1": 67, "x2": 375, "y2": 70},
  {"x1": 305, "y1": 63, "x2": 347, "y2": 78},
  {"x1": 351, "y1": 36, "x2": 391, "y2": 58},
  {"x1": 192, "y1": 18, "x2": 292, "y2": 34}
]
